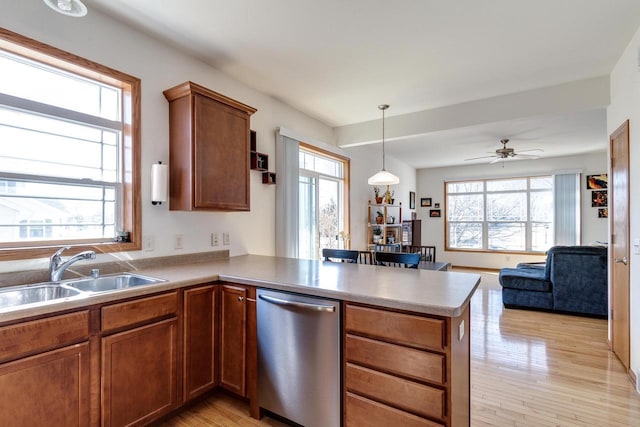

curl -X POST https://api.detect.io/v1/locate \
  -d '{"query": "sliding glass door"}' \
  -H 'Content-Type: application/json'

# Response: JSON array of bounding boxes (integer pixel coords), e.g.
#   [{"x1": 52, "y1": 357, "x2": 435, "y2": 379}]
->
[{"x1": 298, "y1": 147, "x2": 348, "y2": 260}]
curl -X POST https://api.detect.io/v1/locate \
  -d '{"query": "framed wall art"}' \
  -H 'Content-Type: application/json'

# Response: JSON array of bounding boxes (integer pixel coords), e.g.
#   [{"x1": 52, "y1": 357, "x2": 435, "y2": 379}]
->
[
  {"x1": 586, "y1": 174, "x2": 608, "y2": 190},
  {"x1": 420, "y1": 197, "x2": 432, "y2": 207},
  {"x1": 409, "y1": 191, "x2": 416, "y2": 209},
  {"x1": 429, "y1": 209, "x2": 441, "y2": 218},
  {"x1": 591, "y1": 190, "x2": 607, "y2": 207}
]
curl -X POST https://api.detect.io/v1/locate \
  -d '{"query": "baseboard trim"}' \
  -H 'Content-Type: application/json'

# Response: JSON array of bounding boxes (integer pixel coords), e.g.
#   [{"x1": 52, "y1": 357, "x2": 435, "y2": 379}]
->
[{"x1": 451, "y1": 265, "x2": 501, "y2": 273}]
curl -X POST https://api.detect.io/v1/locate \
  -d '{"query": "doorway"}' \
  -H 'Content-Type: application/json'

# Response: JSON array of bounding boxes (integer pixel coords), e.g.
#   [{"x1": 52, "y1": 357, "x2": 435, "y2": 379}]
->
[{"x1": 609, "y1": 120, "x2": 630, "y2": 372}]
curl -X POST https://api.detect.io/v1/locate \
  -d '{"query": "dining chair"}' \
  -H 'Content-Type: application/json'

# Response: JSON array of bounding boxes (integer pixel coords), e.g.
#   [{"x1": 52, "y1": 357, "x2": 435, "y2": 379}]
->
[
  {"x1": 358, "y1": 251, "x2": 375, "y2": 264},
  {"x1": 402, "y1": 245, "x2": 436, "y2": 262},
  {"x1": 322, "y1": 248, "x2": 359, "y2": 263},
  {"x1": 374, "y1": 251, "x2": 421, "y2": 269}
]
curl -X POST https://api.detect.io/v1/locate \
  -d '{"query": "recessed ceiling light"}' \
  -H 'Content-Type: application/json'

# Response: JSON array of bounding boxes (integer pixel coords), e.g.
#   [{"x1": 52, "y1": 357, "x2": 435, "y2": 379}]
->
[{"x1": 42, "y1": 0, "x2": 88, "y2": 17}]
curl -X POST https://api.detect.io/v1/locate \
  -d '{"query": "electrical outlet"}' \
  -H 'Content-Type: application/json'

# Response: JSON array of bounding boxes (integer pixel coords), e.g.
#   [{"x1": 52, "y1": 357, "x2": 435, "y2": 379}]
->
[
  {"x1": 211, "y1": 232, "x2": 219, "y2": 246},
  {"x1": 143, "y1": 235, "x2": 154, "y2": 251},
  {"x1": 458, "y1": 320, "x2": 465, "y2": 341},
  {"x1": 223, "y1": 232, "x2": 230, "y2": 245},
  {"x1": 174, "y1": 234, "x2": 184, "y2": 249}
]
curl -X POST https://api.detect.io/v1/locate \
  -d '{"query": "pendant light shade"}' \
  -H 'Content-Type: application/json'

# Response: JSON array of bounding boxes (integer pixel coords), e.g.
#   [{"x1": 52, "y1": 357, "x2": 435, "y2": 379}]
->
[{"x1": 368, "y1": 104, "x2": 399, "y2": 186}]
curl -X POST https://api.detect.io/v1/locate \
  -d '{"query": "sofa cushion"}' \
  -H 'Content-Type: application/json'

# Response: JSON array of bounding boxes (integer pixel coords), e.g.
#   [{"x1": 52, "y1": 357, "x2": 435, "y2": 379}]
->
[
  {"x1": 499, "y1": 267, "x2": 552, "y2": 292},
  {"x1": 502, "y1": 288, "x2": 554, "y2": 310}
]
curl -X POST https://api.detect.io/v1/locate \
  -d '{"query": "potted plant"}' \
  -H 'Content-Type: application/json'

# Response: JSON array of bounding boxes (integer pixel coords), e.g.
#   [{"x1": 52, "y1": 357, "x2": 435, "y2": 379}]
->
[
  {"x1": 373, "y1": 187, "x2": 383, "y2": 204},
  {"x1": 375, "y1": 210, "x2": 384, "y2": 224},
  {"x1": 372, "y1": 227, "x2": 383, "y2": 243}
]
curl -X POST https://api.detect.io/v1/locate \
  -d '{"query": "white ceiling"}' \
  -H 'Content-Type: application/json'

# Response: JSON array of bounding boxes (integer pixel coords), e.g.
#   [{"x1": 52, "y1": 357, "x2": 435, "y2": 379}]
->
[{"x1": 85, "y1": 0, "x2": 640, "y2": 167}]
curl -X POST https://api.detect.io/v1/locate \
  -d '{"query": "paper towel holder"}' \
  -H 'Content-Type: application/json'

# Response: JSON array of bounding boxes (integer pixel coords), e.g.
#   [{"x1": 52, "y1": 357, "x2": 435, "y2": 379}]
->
[{"x1": 151, "y1": 161, "x2": 168, "y2": 205}]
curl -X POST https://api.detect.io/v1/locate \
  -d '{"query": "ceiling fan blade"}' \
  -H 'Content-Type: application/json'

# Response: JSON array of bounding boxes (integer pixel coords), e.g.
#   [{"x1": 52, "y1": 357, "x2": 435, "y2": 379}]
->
[
  {"x1": 514, "y1": 153, "x2": 540, "y2": 159},
  {"x1": 518, "y1": 148, "x2": 544, "y2": 153},
  {"x1": 489, "y1": 157, "x2": 504, "y2": 164},
  {"x1": 464, "y1": 155, "x2": 497, "y2": 161}
]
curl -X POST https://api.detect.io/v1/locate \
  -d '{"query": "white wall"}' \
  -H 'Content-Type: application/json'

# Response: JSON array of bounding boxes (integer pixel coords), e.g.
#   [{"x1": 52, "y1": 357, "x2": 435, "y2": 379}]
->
[
  {"x1": 345, "y1": 146, "x2": 417, "y2": 251},
  {"x1": 608, "y1": 23, "x2": 640, "y2": 385},
  {"x1": 0, "y1": 2, "x2": 334, "y2": 272},
  {"x1": 416, "y1": 152, "x2": 608, "y2": 269}
]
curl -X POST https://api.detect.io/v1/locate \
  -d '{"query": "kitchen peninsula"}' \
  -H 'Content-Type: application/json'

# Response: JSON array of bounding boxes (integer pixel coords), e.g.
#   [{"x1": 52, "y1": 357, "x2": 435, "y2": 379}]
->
[{"x1": 0, "y1": 254, "x2": 480, "y2": 427}]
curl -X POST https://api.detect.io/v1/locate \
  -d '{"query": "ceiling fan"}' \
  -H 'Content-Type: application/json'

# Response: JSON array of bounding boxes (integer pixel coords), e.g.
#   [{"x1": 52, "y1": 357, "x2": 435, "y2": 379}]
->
[{"x1": 465, "y1": 139, "x2": 543, "y2": 164}]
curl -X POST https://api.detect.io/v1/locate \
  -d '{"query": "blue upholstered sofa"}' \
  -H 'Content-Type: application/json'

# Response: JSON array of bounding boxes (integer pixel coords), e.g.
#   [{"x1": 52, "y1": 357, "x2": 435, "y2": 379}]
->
[{"x1": 498, "y1": 246, "x2": 608, "y2": 317}]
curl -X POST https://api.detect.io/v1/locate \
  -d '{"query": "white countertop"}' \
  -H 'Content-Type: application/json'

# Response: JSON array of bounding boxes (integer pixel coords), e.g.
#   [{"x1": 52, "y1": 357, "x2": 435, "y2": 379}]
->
[{"x1": 0, "y1": 255, "x2": 481, "y2": 323}]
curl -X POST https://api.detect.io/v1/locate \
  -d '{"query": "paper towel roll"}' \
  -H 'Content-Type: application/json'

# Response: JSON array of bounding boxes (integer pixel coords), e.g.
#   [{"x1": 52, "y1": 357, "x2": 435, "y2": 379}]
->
[{"x1": 151, "y1": 162, "x2": 168, "y2": 203}]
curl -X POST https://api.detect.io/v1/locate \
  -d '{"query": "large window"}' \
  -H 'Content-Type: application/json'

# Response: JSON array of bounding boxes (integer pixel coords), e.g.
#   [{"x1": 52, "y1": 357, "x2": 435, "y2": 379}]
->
[
  {"x1": 298, "y1": 145, "x2": 349, "y2": 260},
  {"x1": 0, "y1": 29, "x2": 140, "y2": 260},
  {"x1": 446, "y1": 176, "x2": 554, "y2": 252}
]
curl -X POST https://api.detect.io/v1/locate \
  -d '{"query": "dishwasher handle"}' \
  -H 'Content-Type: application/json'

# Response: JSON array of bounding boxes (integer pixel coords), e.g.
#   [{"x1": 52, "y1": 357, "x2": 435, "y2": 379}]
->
[{"x1": 258, "y1": 294, "x2": 336, "y2": 312}]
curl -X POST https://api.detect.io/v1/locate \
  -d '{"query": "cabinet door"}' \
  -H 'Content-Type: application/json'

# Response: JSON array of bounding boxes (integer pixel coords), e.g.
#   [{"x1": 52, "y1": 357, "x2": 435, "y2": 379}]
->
[
  {"x1": 220, "y1": 284, "x2": 247, "y2": 396},
  {"x1": 0, "y1": 343, "x2": 90, "y2": 427},
  {"x1": 194, "y1": 94, "x2": 250, "y2": 210},
  {"x1": 183, "y1": 285, "x2": 218, "y2": 402},
  {"x1": 102, "y1": 318, "x2": 178, "y2": 427}
]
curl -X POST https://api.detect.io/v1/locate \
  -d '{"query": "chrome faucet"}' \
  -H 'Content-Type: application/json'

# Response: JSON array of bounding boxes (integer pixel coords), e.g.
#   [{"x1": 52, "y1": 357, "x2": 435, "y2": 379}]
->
[{"x1": 49, "y1": 247, "x2": 97, "y2": 281}]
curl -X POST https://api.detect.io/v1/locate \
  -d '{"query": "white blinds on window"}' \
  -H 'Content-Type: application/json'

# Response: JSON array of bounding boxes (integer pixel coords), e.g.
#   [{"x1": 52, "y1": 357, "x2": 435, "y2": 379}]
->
[
  {"x1": 554, "y1": 173, "x2": 581, "y2": 246},
  {"x1": 275, "y1": 131, "x2": 300, "y2": 258}
]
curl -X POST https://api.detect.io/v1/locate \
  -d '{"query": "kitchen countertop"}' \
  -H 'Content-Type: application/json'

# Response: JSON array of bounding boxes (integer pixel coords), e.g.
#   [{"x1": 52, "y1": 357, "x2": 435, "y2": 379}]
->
[{"x1": 0, "y1": 254, "x2": 481, "y2": 323}]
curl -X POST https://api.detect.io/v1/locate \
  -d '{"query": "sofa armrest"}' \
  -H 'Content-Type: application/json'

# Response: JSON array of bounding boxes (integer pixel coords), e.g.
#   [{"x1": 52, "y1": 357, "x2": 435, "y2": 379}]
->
[{"x1": 499, "y1": 267, "x2": 552, "y2": 292}]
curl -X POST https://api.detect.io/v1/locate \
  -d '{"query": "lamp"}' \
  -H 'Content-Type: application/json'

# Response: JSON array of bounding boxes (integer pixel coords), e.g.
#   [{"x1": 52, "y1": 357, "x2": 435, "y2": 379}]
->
[
  {"x1": 151, "y1": 161, "x2": 168, "y2": 205},
  {"x1": 368, "y1": 104, "x2": 399, "y2": 186},
  {"x1": 42, "y1": 0, "x2": 88, "y2": 17}
]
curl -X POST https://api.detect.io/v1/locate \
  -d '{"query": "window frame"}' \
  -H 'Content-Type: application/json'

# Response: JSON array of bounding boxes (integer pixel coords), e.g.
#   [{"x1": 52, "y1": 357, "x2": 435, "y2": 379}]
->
[
  {"x1": 299, "y1": 143, "x2": 350, "y2": 255},
  {"x1": 0, "y1": 28, "x2": 141, "y2": 260},
  {"x1": 445, "y1": 175, "x2": 554, "y2": 254}
]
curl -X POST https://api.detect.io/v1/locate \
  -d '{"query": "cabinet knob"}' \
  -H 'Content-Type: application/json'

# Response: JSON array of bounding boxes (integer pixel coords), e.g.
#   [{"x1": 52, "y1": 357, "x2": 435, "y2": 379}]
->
[{"x1": 238, "y1": 296, "x2": 244, "y2": 302}]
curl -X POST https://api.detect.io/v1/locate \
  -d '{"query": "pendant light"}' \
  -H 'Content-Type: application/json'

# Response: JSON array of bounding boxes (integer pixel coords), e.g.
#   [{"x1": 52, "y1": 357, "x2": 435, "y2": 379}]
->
[{"x1": 368, "y1": 104, "x2": 399, "y2": 185}]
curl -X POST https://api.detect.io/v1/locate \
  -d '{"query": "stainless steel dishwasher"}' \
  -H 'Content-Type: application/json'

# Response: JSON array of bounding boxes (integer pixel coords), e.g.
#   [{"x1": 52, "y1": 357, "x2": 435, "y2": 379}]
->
[{"x1": 257, "y1": 288, "x2": 341, "y2": 427}]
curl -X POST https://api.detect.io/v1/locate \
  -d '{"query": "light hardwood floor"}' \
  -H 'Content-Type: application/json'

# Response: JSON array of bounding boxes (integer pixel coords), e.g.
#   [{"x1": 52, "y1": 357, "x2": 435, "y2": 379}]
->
[{"x1": 161, "y1": 270, "x2": 640, "y2": 426}]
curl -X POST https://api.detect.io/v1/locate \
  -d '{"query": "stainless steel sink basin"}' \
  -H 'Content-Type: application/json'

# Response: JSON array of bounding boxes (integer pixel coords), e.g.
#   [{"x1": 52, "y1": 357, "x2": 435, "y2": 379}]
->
[
  {"x1": 63, "y1": 273, "x2": 166, "y2": 293},
  {"x1": 0, "y1": 284, "x2": 86, "y2": 310}
]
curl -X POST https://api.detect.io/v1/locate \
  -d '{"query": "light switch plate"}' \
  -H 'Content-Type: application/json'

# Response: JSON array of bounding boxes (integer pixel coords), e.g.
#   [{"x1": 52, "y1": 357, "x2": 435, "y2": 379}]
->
[{"x1": 458, "y1": 320, "x2": 465, "y2": 341}]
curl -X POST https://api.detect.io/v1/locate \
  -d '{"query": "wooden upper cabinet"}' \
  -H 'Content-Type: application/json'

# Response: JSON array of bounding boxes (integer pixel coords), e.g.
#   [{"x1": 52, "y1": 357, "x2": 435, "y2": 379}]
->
[{"x1": 163, "y1": 82, "x2": 257, "y2": 211}]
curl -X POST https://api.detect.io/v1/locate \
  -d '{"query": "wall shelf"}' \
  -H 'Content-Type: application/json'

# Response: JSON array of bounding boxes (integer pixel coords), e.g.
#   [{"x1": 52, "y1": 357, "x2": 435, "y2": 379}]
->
[{"x1": 249, "y1": 130, "x2": 277, "y2": 184}]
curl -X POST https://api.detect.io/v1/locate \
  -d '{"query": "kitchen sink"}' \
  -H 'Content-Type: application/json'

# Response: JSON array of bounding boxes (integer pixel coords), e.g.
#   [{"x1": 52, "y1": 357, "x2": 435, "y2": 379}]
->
[
  {"x1": 0, "y1": 273, "x2": 166, "y2": 312},
  {"x1": 63, "y1": 273, "x2": 166, "y2": 293},
  {"x1": 0, "y1": 283, "x2": 86, "y2": 310}
]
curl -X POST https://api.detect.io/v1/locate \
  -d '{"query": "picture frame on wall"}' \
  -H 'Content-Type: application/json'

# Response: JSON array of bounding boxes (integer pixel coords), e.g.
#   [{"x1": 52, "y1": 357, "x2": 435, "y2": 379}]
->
[
  {"x1": 420, "y1": 197, "x2": 432, "y2": 207},
  {"x1": 591, "y1": 190, "x2": 607, "y2": 207},
  {"x1": 409, "y1": 191, "x2": 416, "y2": 209},
  {"x1": 586, "y1": 174, "x2": 608, "y2": 190},
  {"x1": 429, "y1": 209, "x2": 441, "y2": 218},
  {"x1": 434, "y1": 202, "x2": 440, "y2": 208},
  {"x1": 598, "y1": 208, "x2": 608, "y2": 218}
]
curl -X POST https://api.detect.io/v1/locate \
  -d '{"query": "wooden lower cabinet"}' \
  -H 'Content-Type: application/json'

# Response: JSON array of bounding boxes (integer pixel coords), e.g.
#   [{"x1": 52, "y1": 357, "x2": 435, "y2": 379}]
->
[
  {"x1": 344, "y1": 303, "x2": 470, "y2": 427},
  {"x1": 101, "y1": 292, "x2": 179, "y2": 427},
  {"x1": 0, "y1": 342, "x2": 91, "y2": 427},
  {"x1": 183, "y1": 284, "x2": 219, "y2": 401},
  {"x1": 102, "y1": 318, "x2": 178, "y2": 427},
  {"x1": 220, "y1": 284, "x2": 248, "y2": 395}
]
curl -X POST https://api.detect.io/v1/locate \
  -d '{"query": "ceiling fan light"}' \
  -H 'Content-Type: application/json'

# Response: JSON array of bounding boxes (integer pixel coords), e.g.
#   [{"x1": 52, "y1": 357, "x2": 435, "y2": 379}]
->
[
  {"x1": 368, "y1": 170, "x2": 400, "y2": 186},
  {"x1": 43, "y1": 0, "x2": 87, "y2": 17}
]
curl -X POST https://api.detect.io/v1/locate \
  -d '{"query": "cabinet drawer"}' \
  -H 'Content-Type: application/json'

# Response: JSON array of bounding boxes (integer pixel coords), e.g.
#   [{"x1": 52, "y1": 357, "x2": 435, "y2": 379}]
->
[
  {"x1": 346, "y1": 334, "x2": 444, "y2": 385},
  {"x1": 346, "y1": 363, "x2": 445, "y2": 421},
  {"x1": 0, "y1": 311, "x2": 89, "y2": 362},
  {"x1": 102, "y1": 291, "x2": 178, "y2": 333},
  {"x1": 346, "y1": 392, "x2": 443, "y2": 427},
  {"x1": 345, "y1": 304, "x2": 445, "y2": 351}
]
